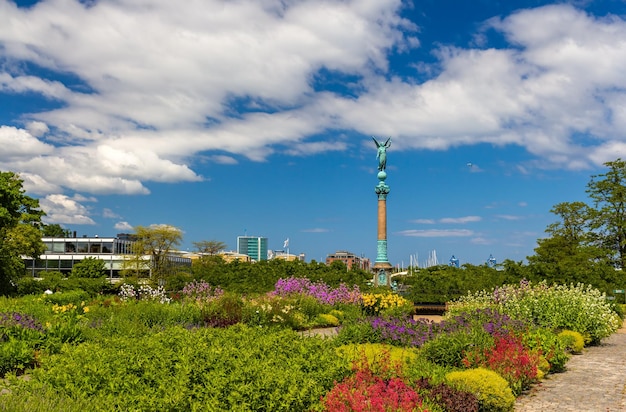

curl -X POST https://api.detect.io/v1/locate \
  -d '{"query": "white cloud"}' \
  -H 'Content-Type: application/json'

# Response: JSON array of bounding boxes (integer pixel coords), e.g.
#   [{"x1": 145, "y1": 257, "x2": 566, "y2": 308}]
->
[
  {"x1": 397, "y1": 229, "x2": 474, "y2": 237},
  {"x1": 40, "y1": 194, "x2": 96, "y2": 225},
  {"x1": 439, "y1": 216, "x2": 481, "y2": 224},
  {"x1": 496, "y1": 214, "x2": 523, "y2": 221},
  {"x1": 2, "y1": 1, "x2": 626, "y2": 201},
  {"x1": 0, "y1": 126, "x2": 54, "y2": 159},
  {"x1": 471, "y1": 237, "x2": 493, "y2": 245},
  {"x1": 114, "y1": 221, "x2": 133, "y2": 231},
  {"x1": 411, "y1": 218, "x2": 435, "y2": 224},
  {"x1": 103, "y1": 208, "x2": 121, "y2": 219},
  {"x1": 301, "y1": 228, "x2": 330, "y2": 233}
]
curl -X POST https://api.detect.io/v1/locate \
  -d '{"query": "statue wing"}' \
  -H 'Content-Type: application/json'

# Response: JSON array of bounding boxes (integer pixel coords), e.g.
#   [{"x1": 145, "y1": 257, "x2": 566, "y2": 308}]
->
[
  {"x1": 372, "y1": 136, "x2": 380, "y2": 147},
  {"x1": 384, "y1": 138, "x2": 391, "y2": 147}
]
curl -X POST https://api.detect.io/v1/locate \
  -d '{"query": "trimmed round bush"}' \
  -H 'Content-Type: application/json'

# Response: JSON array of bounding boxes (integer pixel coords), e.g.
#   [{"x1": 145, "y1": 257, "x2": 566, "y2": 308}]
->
[
  {"x1": 558, "y1": 330, "x2": 585, "y2": 354},
  {"x1": 446, "y1": 367, "x2": 515, "y2": 412}
]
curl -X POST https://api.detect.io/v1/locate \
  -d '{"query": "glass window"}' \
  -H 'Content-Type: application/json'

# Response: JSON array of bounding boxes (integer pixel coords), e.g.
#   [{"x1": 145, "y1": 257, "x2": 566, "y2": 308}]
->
[
  {"x1": 60, "y1": 259, "x2": 73, "y2": 269},
  {"x1": 43, "y1": 242, "x2": 53, "y2": 252},
  {"x1": 77, "y1": 242, "x2": 88, "y2": 253},
  {"x1": 52, "y1": 242, "x2": 64, "y2": 253},
  {"x1": 65, "y1": 242, "x2": 76, "y2": 253},
  {"x1": 102, "y1": 242, "x2": 113, "y2": 253},
  {"x1": 46, "y1": 259, "x2": 60, "y2": 270},
  {"x1": 90, "y1": 243, "x2": 101, "y2": 253}
]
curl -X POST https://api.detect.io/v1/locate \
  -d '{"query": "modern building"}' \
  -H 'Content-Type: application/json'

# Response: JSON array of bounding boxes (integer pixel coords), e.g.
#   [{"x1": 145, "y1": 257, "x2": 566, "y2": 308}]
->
[
  {"x1": 325, "y1": 251, "x2": 370, "y2": 271},
  {"x1": 23, "y1": 234, "x2": 191, "y2": 278},
  {"x1": 236, "y1": 236, "x2": 268, "y2": 262}
]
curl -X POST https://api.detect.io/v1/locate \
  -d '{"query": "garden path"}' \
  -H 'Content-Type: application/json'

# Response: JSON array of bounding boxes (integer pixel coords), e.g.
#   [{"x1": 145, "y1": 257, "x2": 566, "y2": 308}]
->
[{"x1": 515, "y1": 324, "x2": 626, "y2": 411}]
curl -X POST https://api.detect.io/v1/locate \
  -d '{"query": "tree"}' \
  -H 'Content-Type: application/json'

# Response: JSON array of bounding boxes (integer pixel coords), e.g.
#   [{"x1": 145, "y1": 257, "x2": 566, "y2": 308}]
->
[
  {"x1": 193, "y1": 240, "x2": 227, "y2": 255},
  {"x1": 586, "y1": 159, "x2": 626, "y2": 268},
  {"x1": 0, "y1": 171, "x2": 45, "y2": 294},
  {"x1": 70, "y1": 257, "x2": 106, "y2": 278},
  {"x1": 41, "y1": 223, "x2": 71, "y2": 238},
  {"x1": 126, "y1": 224, "x2": 183, "y2": 283}
]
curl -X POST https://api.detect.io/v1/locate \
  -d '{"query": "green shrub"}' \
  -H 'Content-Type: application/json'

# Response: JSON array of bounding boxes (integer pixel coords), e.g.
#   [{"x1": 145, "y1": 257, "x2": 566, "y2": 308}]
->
[
  {"x1": 522, "y1": 328, "x2": 569, "y2": 373},
  {"x1": 199, "y1": 292, "x2": 244, "y2": 327},
  {"x1": 0, "y1": 339, "x2": 38, "y2": 377},
  {"x1": 314, "y1": 313, "x2": 340, "y2": 327},
  {"x1": 446, "y1": 368, "x2": 515, "y2": 412},
  {"x1": 43, "y1": 290, "x2": 90, "y2": 306},
  {"x1": 419, "y1": 329, "x2": 493, "y2": 368},
  {"x1": 335, "y1": 343, "x2": 418, "y2": 371},
  {"x1": 0, "y1": 382, "x2": 96, "y2": 412},
  {"x1": 334, "y1": 319, "x2": 380, "y2": 345},
  {"x1": 449, "y1": 281, "x2": 621, "y2": 344},
  {"x1": 25, "y1": 325, "x2": 349, "y2": 411},
  {"x1": 15, "y1": 277, "x2": 46, "y2": 295},
  {"x1": 558, "y1": 330, "x2": 585, "y2": 354}
]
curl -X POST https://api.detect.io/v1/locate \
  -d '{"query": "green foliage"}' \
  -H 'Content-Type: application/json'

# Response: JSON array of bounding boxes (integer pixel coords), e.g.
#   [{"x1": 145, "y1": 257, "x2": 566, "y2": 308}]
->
[
  {"x1": 0, "y1": 339, "x2": 38, "y2": 377},
  {"x1": 522, "y1": 328, "x2": 569, "y2": 373},
  {"x1": 419, "y1": 329, "x2": 493, "y2": 369},
  {"x1": 449, "y1": 280, "x2": 621, "y2": 344},
  {"x1": 315, "y1": 313, "x2": 340, "y2": 327},
  {"x1": 398, "y1": 264, "x2": 518, "y2": 304},
  {"x1": 124, "y1": 224, "x2": 183, "y2": 282},
  {"x1": 69, "y1": 257, "x2": 106, "y2": 278},
  {"x1": 0, "y1": 383, "x2": 94, "y2": 412},
  {"x1": 335, "y1": 343, "x2": 418, "y2": 370},
  {"x1": 198, "y1": 292, "x2": 244, "y2": 327},
  {"x1": 558, "y1": 330, "x2": 585, "y2": 354},
  {"x1": 192, "y1": 258, "x2": 371, "y2": 295},
  {"x1": 42, "y1": 290, "x2": 91, "y2": 306},
  {"x1": 16, "y1": 275, "x2": 113, "y2": 296},
  {"x1": 446, "y1": 368, "x2": 515, "y2": 412},
  {"x1": 0, "y1": 171, "x2": 45, "y2": 295},
  {"x1": 334, "y1": 319, "x2": 380, "y2": 345},
  {"x1": 40, "y1": 223, "x2": 71, "y2": 238},
  {"x1": 24, "y1": 325, "x2": 348, "y2": 411}
]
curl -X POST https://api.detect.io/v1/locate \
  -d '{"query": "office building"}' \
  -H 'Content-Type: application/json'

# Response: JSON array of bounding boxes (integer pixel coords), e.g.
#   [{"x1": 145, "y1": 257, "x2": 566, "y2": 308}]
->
[
  {"x1": 24, "y1": 234, "x2": 191, "y2": 278},
  {"x1": 236, "y1": 236, "x2": 268, "y2": 262}
]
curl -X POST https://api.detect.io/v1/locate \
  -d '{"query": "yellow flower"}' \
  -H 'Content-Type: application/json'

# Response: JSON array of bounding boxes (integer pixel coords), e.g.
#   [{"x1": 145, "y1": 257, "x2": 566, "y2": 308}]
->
[{"x1": 83, "y1": 306, "x2": 90, "y2": 313}]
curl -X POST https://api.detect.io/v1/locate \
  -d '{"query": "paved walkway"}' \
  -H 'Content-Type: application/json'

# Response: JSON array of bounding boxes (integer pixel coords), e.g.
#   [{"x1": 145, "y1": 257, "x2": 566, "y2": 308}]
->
[{"x1": 515, "y1": 329, "x2": 626, "y2": 411}]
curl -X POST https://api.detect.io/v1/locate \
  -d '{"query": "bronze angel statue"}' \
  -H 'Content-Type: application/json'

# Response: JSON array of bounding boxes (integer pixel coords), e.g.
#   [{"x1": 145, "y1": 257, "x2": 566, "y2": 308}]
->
[{"x1": 372, "y1": 137, "x2": 391, "y2": 171}]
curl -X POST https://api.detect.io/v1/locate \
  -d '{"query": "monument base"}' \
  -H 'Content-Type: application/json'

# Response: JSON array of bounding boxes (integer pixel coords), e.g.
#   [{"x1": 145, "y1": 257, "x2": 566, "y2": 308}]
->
[{"x1": 373, "y1": 262, "x2": 393, "y2": 287}]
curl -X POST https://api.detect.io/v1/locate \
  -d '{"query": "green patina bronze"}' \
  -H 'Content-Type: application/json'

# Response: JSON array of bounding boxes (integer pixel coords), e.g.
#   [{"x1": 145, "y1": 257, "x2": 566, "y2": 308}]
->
[{"x1": 373, "y1": 137, "x2": 392, "y2": 286}]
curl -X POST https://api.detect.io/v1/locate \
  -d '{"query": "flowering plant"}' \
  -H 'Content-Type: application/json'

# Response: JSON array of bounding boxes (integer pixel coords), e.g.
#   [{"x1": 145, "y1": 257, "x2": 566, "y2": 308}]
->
[
  {"x1": 119, "y1": 283, "x2": 171, "y2": 304},
  {"x1": 463, "y1": 333, "x2": 540, "y2": 395},
  {"x1": 272, "y1": 277, "x2": 361, "y2": 305},
  {"x1": 361, "y1": 293, "x2": 413, "y2": 316},
  {"x1": 321, "y1": 350, "x2": 426, "y2": 412},
  {"x1": 181, "y1": 280, "x2": 224, "y2": 303}
]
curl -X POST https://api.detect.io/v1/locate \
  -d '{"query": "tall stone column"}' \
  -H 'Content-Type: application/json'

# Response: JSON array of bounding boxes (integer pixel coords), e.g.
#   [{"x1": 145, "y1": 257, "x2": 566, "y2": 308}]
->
[{"x1": 372, "y1": 137, "x2": 392, "y2": 287}]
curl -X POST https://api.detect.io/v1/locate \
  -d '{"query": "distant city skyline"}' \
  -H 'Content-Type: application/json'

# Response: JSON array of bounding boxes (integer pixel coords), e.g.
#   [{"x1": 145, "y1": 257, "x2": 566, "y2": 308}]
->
[{"x1": 2, "y1": 0, "x2": 625, "y2": 265}]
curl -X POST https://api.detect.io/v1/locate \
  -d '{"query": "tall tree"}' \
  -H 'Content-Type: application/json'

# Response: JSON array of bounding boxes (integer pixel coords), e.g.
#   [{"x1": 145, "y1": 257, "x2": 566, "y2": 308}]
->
[
  {"x1": 128, "y1": 224, "x2": 183, "y2": 283},
  {"x1": 41, "y1": 223, "x2": 71, "y2": 238},
  {"x1": 193, "y1": 240, "x2": 227, "y2": 255},
  {"x1": 0, "y1": 172, "x2": 45, "y2": 294},
  {"x1": 586, "y1": 159, "x2": 626, "y2": 268}
]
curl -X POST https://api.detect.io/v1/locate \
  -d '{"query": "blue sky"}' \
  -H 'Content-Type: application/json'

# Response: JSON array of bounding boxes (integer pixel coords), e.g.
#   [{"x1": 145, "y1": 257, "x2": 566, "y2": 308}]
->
[{"x1": 2, "y1": 0, "x2": 626, "y2": 266}]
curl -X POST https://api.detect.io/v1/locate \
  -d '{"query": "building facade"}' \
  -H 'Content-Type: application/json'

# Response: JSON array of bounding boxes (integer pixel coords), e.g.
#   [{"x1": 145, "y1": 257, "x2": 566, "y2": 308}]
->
[
  {"x1": 325, "y1": 251, "x2": 371, "y2": 271},
  {"x1": 236, "y1": 236, "x2": 268, "y2": 262},
  {"x1": 24, "y1": 234, "x2": 191, "y2": 278}
]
